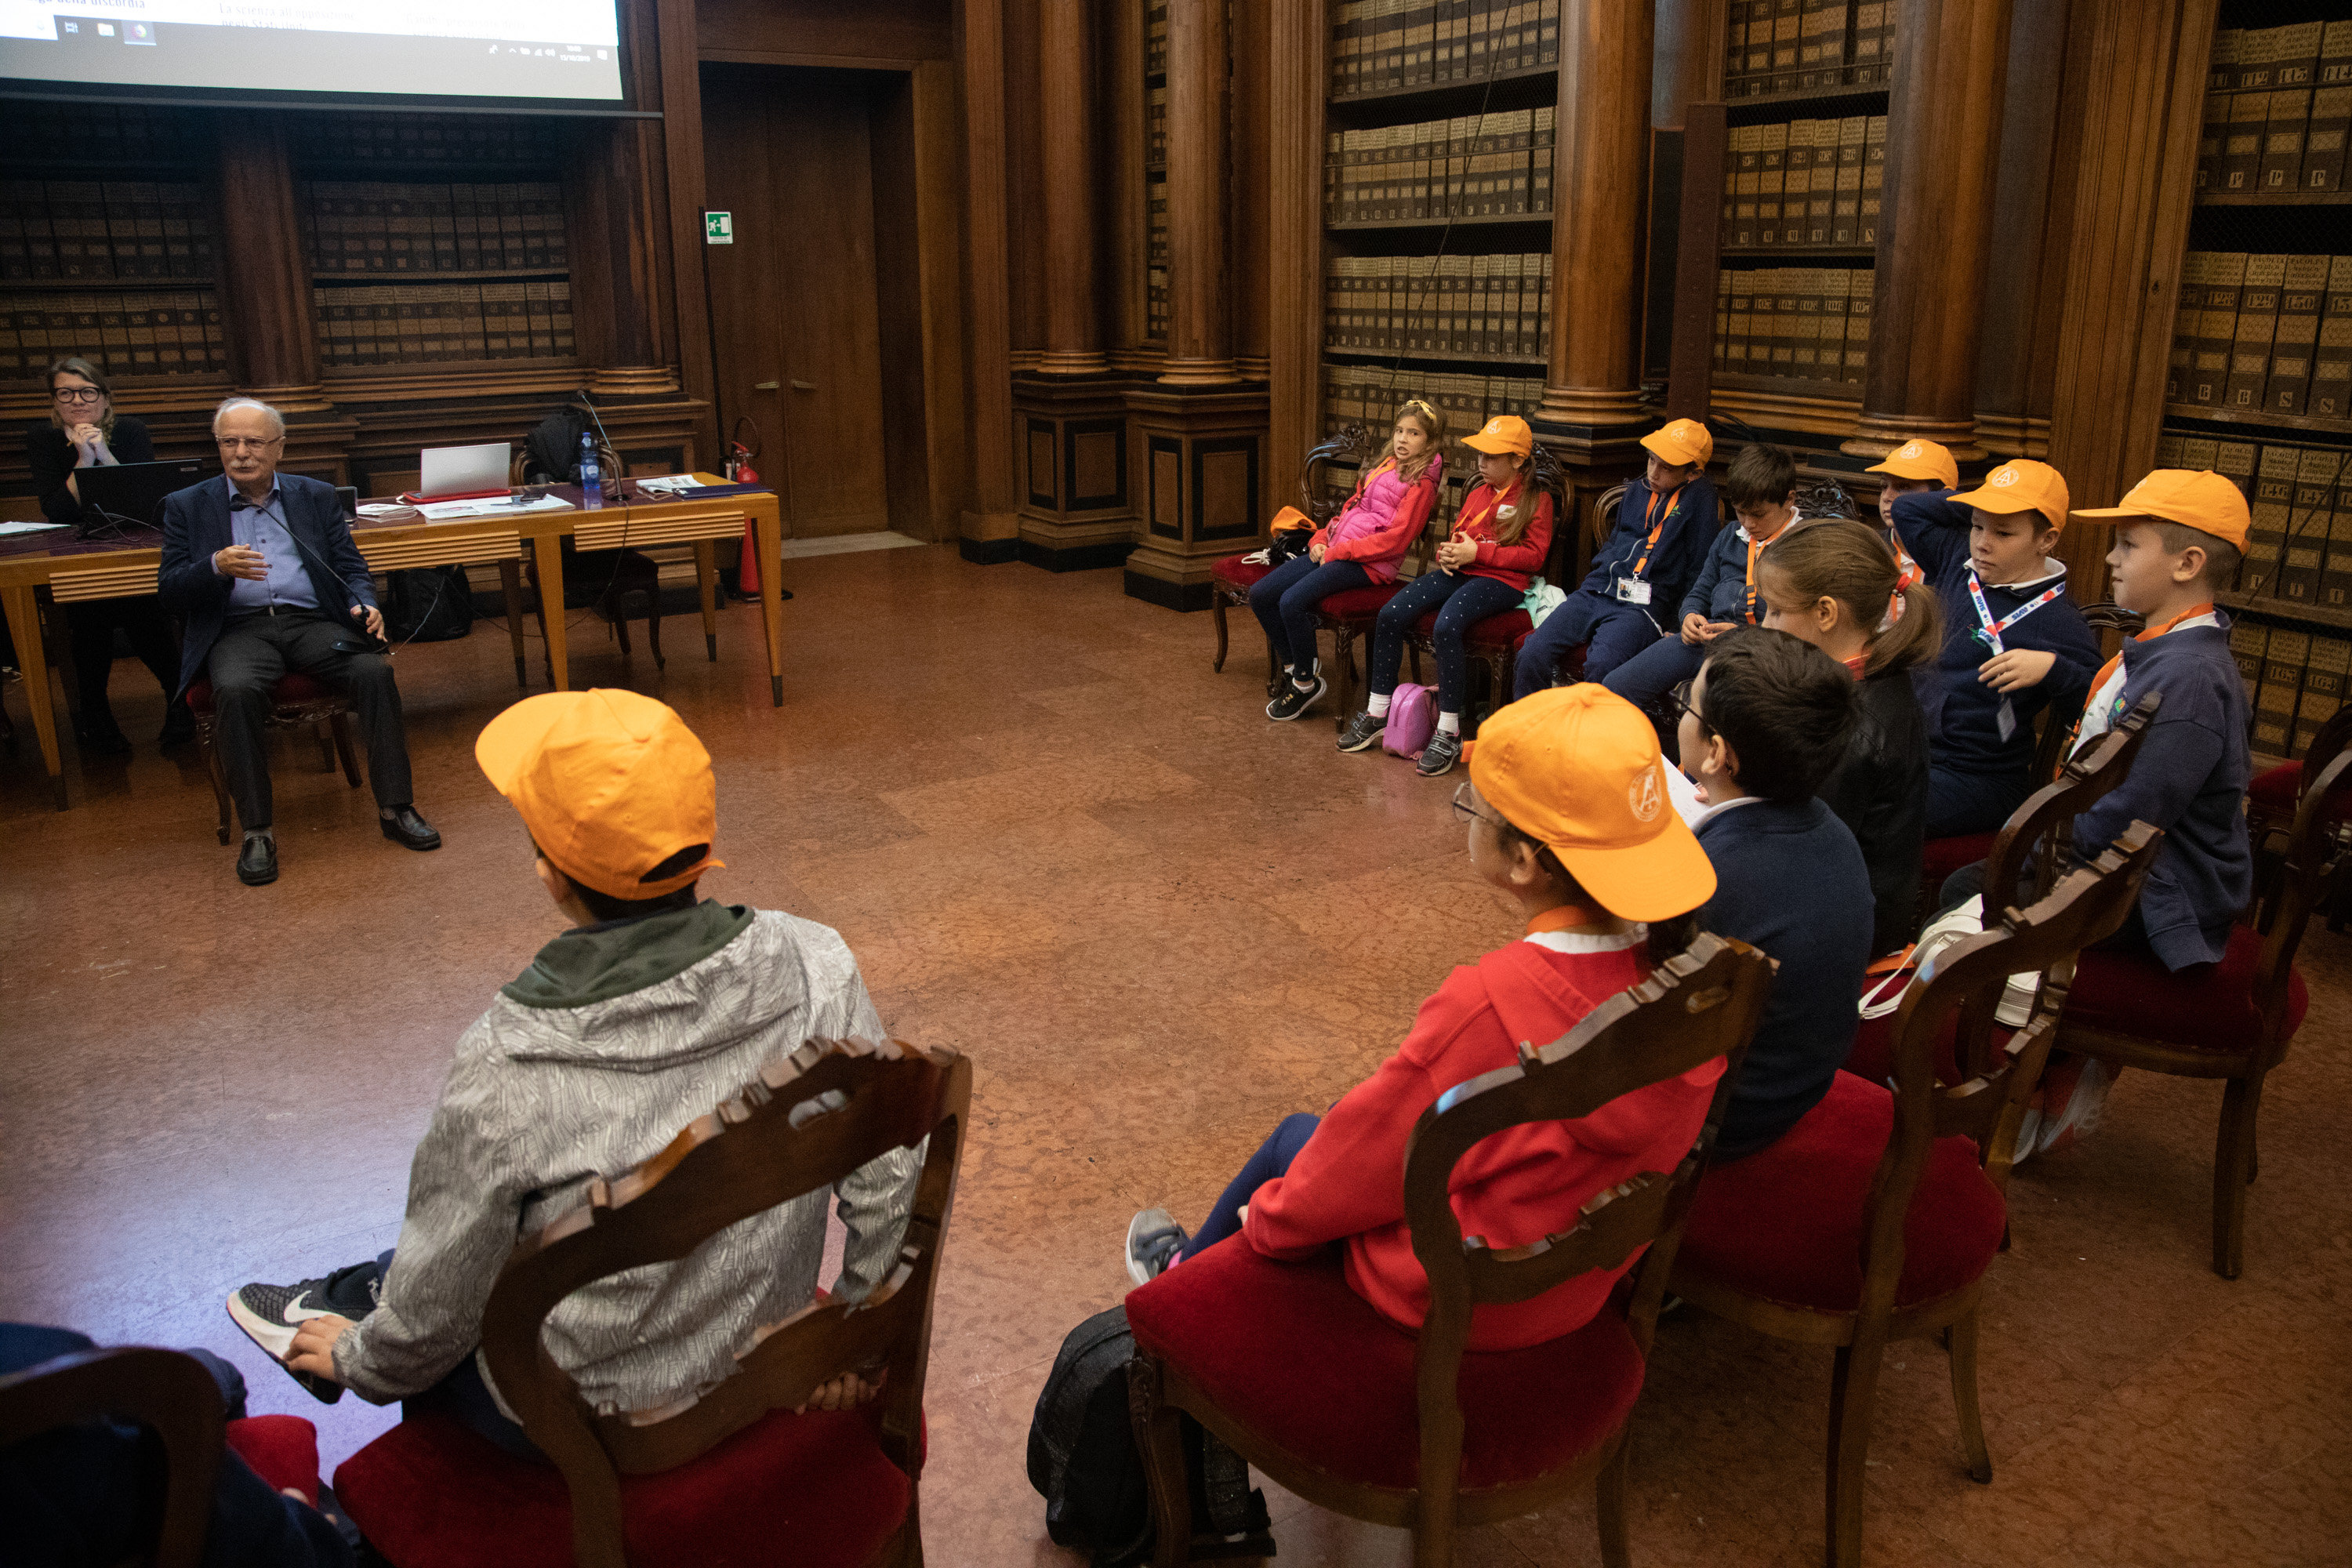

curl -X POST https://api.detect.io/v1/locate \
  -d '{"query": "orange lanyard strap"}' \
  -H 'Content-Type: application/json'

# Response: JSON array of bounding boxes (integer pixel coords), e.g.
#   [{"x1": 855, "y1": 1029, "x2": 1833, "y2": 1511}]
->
[
  {"x1": 1625, "y1": 488, "x2": 1675, "y2": 579},
  {"x1": 1457, "y1": 479, "x2": 1523, "y2": 540},
  {"x1": 2064, "y1": 601, "x2": 2217, "y2": 765},
  {"x1": 1526, "y1": 904, "x2": 1599, "y2": 934},
  {"x1": 1740, "y1": 527, "x2": 1779, "y2": 622}
]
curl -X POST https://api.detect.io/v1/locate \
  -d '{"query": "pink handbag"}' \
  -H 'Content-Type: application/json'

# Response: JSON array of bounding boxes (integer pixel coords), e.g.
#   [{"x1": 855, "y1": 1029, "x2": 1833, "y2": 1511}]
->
[{"x1": 1382, "y1": 683, "x2": 1437, "y2": 758}]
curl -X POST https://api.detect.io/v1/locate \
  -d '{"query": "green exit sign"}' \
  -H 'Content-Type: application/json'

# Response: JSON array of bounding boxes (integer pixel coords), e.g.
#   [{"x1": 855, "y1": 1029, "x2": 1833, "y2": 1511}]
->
[{"x1": 704, "y1": 211, "x2": 734, "y2": 245}]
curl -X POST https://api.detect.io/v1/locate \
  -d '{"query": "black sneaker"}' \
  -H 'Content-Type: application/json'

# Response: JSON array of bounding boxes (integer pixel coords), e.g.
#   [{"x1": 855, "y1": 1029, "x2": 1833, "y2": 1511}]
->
[
  {"x1": 227, "y1": 1272, "x2": 377, "y2": 1404},
  {"x1": 1126, "y1": 1207, "x2": 1190, "y2": 1286},
  {"x1": 1336, "y1": 712, "x2": 1386, "y2": 753},
  {"x1": 1266, "y1": 674, "x2": 1326, "y2": 722},
  {"x1": 1416, "y1": 728, "x2": 1464, "y2": 777}
]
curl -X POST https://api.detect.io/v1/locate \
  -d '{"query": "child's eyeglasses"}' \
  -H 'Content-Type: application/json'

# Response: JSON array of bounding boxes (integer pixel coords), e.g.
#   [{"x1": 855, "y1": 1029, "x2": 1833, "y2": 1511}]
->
[
  {"x1": 1670, "y1": 680, "x2": 1712, "y2": 735},
  {"x1": 1450, "y1": 782, "x2": 1511, "y2": 833}
]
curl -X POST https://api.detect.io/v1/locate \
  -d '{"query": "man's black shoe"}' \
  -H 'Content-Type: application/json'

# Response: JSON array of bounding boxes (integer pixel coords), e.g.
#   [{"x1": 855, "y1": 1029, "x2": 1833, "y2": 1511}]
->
[
  {"x1": 159, "y1": 701, "x2": 197, "y2": 747},
  {"x1": 379, "y1": 806, "x2": 442, "y2": 851},
  {"x1": 74, "y1": 717, "x2": 132, "y2": 757},
  {"x1": 238, "y1": 835, "x2": 278, "y2": 886}
]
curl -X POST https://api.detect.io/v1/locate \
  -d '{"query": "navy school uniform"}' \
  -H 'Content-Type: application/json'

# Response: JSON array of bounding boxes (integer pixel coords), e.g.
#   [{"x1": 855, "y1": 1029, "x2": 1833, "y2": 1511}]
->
[
  {"x1": 1602, "y1": 504, "x2": 1782, "y2": 709},
  {"x1": 1889, "y1": 491, "x2": 2102, "y2": 836},
  {"x1": 1513, "y1": 473, "x2": 1718, "y2": 699}
]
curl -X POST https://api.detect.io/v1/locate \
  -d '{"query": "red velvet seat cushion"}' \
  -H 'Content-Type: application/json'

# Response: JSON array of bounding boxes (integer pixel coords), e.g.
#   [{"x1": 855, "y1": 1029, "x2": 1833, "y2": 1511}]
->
[
  {"x1": 1919, "y1": 833, "x2": 1998, "y2": 899},
  {"x1": 1210, "y1": 554, "x2": 1273, "y2": 592},
  {"x1": 225, "y1": 1414, "x2": 321, "y2": 1506},
  {"x1": 2063, "y1": 924, "x2": 2307, "y2": 1053},
  {"x1": 1123, "y1": 1237, "x2": 1644, "y2": 1494},
  {"x1": 1678, "y1": 1071, "x2": 2006, "y2": 1316},
  {"x1": 1413, "y1": 608, "x2": 1534, "y2": 648},
  {"x1": 333, "y1": 1406, "x2": 912, "y2": 1568},
  {"x1": 183, "y1": 671, "x2": 339, "y2": 715},
  {"x1": 2246, "y1": 762, "x2": 2300, "y2": 814},
  {"x1": 1317, "y1": 583, "x2": 1405, "y2": 619},
  {"x1": 1842, "y1": 1006, "x2": 1963, "y2": 1090}
]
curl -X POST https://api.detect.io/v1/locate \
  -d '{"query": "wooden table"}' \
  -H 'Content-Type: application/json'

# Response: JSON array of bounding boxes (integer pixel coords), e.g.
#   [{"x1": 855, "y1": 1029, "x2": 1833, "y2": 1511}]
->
[{"x1": 0, "y1": 478, "x2": 786, "y2": 810}]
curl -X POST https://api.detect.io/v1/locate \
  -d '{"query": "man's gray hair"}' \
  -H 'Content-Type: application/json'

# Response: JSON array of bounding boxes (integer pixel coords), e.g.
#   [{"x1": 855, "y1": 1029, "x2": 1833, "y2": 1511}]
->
[{"x1": 212, "y1": 396, "x2": 285, "y2": 437}]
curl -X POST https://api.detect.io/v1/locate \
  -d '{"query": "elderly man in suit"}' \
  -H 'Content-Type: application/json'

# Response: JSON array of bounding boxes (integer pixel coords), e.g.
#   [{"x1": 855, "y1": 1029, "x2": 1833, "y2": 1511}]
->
[{"x1": 160, "y1": 397, "x2": 440, "y2": 886}]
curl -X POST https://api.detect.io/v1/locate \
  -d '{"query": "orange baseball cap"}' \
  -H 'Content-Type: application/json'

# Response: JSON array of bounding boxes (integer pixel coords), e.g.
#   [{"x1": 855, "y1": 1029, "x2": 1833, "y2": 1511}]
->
[
  {"x1": 1462, "y1": 685, "x2": 1716, "y2": 923},
  {"x1": 1949, "y1": 459, "x2": 2071, "y2": 530},
  {"x1": 476, "y1": 690, "x2": 724, "y2": 902},
  {"x1": 1464, "y1": 414, "x2": 1534, "y2": 457},
  {"x1": 2072, "y1": 469, "x2": 2252, "y2": 550},
  {"x1": 1641, "y1": 418, "x2": 1714, "y2": 469},
  {"x1": 1865, "y1": 437, "x2": 1959, "y2": 488}
]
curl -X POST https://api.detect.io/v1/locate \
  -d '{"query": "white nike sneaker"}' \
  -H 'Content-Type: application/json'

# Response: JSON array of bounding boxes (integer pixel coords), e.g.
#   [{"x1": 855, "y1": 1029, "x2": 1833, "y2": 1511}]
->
[{"x1": 227, "y1": 1278, "x2": 350, "y2": 1403}]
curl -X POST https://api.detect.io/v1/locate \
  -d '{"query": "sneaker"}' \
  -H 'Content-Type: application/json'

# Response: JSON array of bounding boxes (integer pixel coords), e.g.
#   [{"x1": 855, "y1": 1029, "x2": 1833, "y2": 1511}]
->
[
  {"x1": 1126, "y1": 1207, "x2": 1189, "y2": 1286},
  {"x1": 1336, "y1": 712, "x2": 1386, "y2": 753},
  {"x1": 1416, "y1": 728, "x2": 1464, "y2": 777},
  {"x1": 1265, "y1": 674, "x2": 1326, "y2": 722},
  {"x1": 227, "y1": 1273, "x2": 375, "y2": 1404},
  {"x1": 2034, "y1": 1057, "x2": 2115, "y2": 1156}
]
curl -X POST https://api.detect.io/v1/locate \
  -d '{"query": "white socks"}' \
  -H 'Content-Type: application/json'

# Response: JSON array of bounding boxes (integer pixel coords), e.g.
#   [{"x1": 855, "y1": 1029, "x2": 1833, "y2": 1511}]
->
[
  {"x1": 1367, "y1": 692, "x2": 1393, "y2": 717},
  {"x1": 1436, "y1": 712, "x2": 1461, "y2": 736}
]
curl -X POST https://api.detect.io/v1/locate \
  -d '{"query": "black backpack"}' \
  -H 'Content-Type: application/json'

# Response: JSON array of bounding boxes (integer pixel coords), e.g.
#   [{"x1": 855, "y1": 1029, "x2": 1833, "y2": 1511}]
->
[
  {"x1": 382, "y1": 564, "x2": 477, "y2": 644},
  {"x1": 1027, "y1": 1305, "x2": 1273, "y2": 1566}
]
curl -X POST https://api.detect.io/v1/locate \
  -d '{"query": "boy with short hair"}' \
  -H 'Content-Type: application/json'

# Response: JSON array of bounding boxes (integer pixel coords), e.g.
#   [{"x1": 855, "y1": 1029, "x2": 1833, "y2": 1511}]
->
[
  {"x1": 1511, "y1": 416, "x2": 1719, "y2": 698},
  {"x1": 1865, "y1": 436, "x2": 1958, "y2": 590},
  {"x1": 1889, "y1": 459, "x2": 2103, "y2": 837},
  {"x1": 1675, "y1": 626, "x2": 1875, "y2": 1159},
  {"x1": 223, "y1": 690, "x2": 919, "y2": 1446},
  {"x1": 1605, "y1": 442, "x2": 1802, "y2": 713}
]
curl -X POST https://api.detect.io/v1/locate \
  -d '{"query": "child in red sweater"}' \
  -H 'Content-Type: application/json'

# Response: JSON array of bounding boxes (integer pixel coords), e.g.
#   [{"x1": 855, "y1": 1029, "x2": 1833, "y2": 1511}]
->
[
  {"x1": 1337, "y1": 415, "x2": 1556, "y2": 777},
  {"x1": 1123, "y1": 685, "x2": 1726, "y2": 1351}
]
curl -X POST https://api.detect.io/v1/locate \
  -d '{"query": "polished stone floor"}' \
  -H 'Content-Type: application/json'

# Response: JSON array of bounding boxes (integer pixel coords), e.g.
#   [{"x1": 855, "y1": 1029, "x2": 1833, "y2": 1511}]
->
[{"x1": 3, "y1": 543, "x2": 2347, "y2": 1567}]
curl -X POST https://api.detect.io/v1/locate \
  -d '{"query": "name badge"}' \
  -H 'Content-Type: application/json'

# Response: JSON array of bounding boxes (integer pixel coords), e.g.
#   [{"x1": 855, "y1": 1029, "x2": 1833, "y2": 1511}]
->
[{"x1": 1615, "y1": 578, "x2": 1653, "y2": 605}]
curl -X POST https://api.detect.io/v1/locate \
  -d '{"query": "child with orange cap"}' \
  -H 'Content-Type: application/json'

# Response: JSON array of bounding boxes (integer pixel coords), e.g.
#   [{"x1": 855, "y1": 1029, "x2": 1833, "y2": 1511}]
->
[
  {"x1": 1864, "y1": 436, "x2": 1959, "y2": 590},
  {"x1": 1510, "y1": 416, "x2": 1720, "y2": 701},
  {"x1": 224, "y1": 689, "x2": 920, "y2": 1445},
  {"x1": 1125, "y1": 684, "x2": 1727, "y2": 1352},
  {"x1": 1337, "y1": 414, "x2": 1555, "y2": 777},
  {"x1": 1888, "y1": 458, "x2": 2103, "y2": 837}
]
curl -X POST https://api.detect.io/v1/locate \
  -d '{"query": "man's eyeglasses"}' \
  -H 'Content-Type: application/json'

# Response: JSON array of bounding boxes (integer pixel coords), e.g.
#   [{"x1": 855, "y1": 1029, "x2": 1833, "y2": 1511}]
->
[
  {"x1": 215, "y1": 436, "x2": 284, "y2": 453},
  {"x1": 1670, "y1": 679, "x2": 1711, "y2": 735},
  {"x1": 52, "y1": 387, "x2": 103, "y2": 404}
]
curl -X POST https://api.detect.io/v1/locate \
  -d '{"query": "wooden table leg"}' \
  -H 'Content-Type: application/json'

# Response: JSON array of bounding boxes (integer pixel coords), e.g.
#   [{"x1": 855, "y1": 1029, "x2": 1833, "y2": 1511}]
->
[
  {"x1": 533, "y1": 535, "x2": 572, "y2": 691},
  {"x1": 2, "y1": 583, "x2": 66, "y2": 810},
  {"x1": 692, "y1": 539, "x2": 719, "y2": 662},
  {"x1": 755, "y1": 505, "x2": 785, "y2": 706},
  {"x1": 496, "y1": 557, "x2": 529, "y2": 688}
]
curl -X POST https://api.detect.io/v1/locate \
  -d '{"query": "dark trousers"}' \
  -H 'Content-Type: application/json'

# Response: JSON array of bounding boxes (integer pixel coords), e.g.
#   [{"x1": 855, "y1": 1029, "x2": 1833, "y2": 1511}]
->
[
  {"x1": 1247, "y1": 554, "x2": 1373, "y2": 674},
  {"x1": 316, "y1": 1250, "x2": 543, "y2": 1461},
  {"x1": 206, "y1": 610, "x2": 412, "y2": 830},
  {"x1": 1602, "y1": 630, "x2": 1709, "y2": 711},
  {"x1": 1367, "y1": 571, "x2": 1521, "y2": 715},
  {"x1": 1512, "y1": 589, "x2": 1664, "y2": 699},
  {"x1": 70, "y1": 594, "x2": 183, "y2": 728},
  {"x1": 1180, "y1": 1112, "x2": 1321, "y2": 1262},
  {"x1": 1928, "y1": 763, "x2": 2033, "y2": 839}
]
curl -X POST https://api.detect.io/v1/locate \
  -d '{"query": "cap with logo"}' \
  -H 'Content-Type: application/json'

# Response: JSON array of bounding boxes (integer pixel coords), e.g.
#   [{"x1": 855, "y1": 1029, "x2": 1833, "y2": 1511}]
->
[
  {"x1": 1463, "y1": 414, "x2": 1534, "y2": 457},
  {"x1": 2071, "y1": 468, "x2": 2251, "y2": 551},
  {"x1": 476, "y1": 689, "x2": 724, "y2": 901},
  {"x1": 1461, "y1": 684, "x2": 1716, "y2": 922},
  {"x1": 1864, "y1": 437, "x2": 1960, "y2": 488},
  {"x1": 1639, "y1": 418, "x2": 1714, "y2": 470},
  {"x1": 1949, "y1": 459, "x2": 2071, "y2": 531}
]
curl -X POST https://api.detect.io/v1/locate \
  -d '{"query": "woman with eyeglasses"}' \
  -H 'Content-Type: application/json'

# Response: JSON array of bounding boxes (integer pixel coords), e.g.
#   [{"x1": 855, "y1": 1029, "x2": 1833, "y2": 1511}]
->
[{"x1": 24, "y1": 355, "x2": 192, "y2": 752}]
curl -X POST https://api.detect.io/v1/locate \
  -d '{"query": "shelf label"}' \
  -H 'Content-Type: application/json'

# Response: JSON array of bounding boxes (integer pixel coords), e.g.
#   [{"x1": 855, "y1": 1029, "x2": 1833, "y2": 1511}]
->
[{"x1": 705, "y1": 211, "x2": 735, "y2": 245}]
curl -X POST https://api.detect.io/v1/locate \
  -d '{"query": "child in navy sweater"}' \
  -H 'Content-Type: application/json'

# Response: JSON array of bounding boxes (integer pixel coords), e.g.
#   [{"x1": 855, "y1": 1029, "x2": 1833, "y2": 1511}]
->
[
  {"x1": 1676, "y1": 626, "x2": 1875, "y2": 1159},
  {"x1": 1889, "y1": 459, "x2": 2102, "y2": 837},
  {"x1": 1511, "y1": 417, "x2": 1719, "y2": 699},
  {"x1": 1607, "y1": 442, "x2": 1799, "y2": 713}
]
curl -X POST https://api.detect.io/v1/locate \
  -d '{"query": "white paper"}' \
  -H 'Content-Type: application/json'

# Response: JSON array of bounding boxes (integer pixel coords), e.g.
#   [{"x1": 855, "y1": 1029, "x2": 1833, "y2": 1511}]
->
[
  {"x1": 415, "y1": 495, "x2": 576, "y2": 521},
  {"x1": 1666, "y1": 762, "x2": 1708, "y2": 828},
  {"x1": 0, "y1": 521, "x2": 71, "y2": 537}
]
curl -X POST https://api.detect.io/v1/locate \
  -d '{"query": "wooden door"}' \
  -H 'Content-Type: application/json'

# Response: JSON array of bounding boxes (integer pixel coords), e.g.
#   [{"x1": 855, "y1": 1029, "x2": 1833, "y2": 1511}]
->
[{"x1": 702, "y1": 69, "x2": 892, "y2": 537}]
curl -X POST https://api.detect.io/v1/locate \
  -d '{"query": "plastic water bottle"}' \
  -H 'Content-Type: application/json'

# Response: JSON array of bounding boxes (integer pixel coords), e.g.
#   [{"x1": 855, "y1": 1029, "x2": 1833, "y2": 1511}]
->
[{"x1": 579, "y1": 430, "x2": 603, "y2": 511}]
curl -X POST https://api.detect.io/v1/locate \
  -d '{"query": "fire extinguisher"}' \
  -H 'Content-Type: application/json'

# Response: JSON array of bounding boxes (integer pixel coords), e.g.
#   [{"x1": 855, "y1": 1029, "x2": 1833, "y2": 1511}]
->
[{"x1": 728, "y1": 416, "x2": 765, "y2": 593}]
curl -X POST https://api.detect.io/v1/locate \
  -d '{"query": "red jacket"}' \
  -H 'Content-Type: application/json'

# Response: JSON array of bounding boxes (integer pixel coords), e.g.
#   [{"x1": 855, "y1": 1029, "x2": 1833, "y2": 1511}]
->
[
  {"x1": 1243, "y1": 927, "x2": 1725, "y2": 1351},
  {"x1": 1449, "y1": 482, "x2": 1555, "y2": 592}
]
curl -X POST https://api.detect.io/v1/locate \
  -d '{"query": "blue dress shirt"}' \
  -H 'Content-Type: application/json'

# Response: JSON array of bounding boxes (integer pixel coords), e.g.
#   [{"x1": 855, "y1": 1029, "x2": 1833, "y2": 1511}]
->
[{"x1": 218, "y1": 474, "x2": 319, "y2": 613}]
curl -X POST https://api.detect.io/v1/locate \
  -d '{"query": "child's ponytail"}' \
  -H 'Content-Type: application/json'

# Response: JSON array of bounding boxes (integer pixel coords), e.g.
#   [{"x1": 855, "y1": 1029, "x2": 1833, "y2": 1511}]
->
[
  {"x1": 1763, "y1": 517, "x2": 1944, "y2": 677},
  {"x1": 1869, "y1": 578, "x2": 1944, "y2": 675}
]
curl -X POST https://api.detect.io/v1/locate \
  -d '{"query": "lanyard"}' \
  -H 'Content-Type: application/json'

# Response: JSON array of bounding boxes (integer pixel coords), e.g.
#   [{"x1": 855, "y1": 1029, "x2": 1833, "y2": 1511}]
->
[
  {"x1": 1526, "y1": 904, "x2": 1599, "y2": 933},
  {"x1": 1965, "y1": 569, "x2": 2067, "y2": 655},
  {"x1": 2064, "y1": 602, "x2": 2218, "y2": 766},
  {"x1": 1888, "y1": 532, "x2": 1923, "y2": 591},
  {"x1": 1739, "y1": 521, "x2": 1786, "y2": 623},
  {"x1": 1627, "y1": 488, "x2": 1678, "y2": 580},
  {"x1": 1456, "y1": 478, "x2": 1523, "y2": 541}
]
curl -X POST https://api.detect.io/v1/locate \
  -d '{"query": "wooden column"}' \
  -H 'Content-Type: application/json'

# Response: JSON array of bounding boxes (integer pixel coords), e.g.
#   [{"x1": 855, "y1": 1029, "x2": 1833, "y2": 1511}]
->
[
  {"x1": 1037, "y1": 0, "x2": 1107, "y2": 373},
  {"x1": 1842, "y1": 0, "x2": 2016, "y2": 460},
  {"x1": 958, "y1": 0, "x2": 1022, "y2": 557},
  {"x1": 570, "y1": 118, "x2": 677, "y2": 397},
  {"x1": 655, "y1": 0, "x2": 722, "y2": 462},
  {"x1": 1538, "y1": 0, "x2": 1655, "y2": 437},
  {"x1": 1161, "y1": 0, "x2": 1240, "y2": 385},
  {"x1": 1231, "y1": 0, "x2": 1272, "y2": 376},
  {"x1": 214, "y1": 117, "x2": 325, "y2": 413},
  {"x1": 1267, "y1": 0, "x2": 1327, "y2": 466}
]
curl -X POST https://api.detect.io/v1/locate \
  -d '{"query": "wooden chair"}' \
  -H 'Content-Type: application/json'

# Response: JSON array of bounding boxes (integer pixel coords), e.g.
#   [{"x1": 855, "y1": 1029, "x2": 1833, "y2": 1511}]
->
[
  {"x1": 1399, "y1": 443, "x2": 1573, "y2": 735},
  {"x1": 1209, "y1": 423, "x2": 1379, "y2": 691},
  {"x1": 512, "y1": 444, "x2": 688, "y2": 677},
  {"x1": 2053, "y1": 749, "x2": 2352, "y2": 1278},
  {"x1": 184, "y1": 673, "x2": 361, "y2": 844},
  {"x1": 2244, "y1": 699, "x2": 2352, "y2": 930},
  {"x1": 332, "y1": 1034, "x2": 969, "y2": 1568},
  {"x1": 1126, "y1": 933, "x2": 1776, "y2": 1568},
  {"x1": 1672, "y1": 826, "x2": 2164, "y2": 1568},
  {"x1": 0, "y1": 1345, "x2": 227, "y2": 1568}
]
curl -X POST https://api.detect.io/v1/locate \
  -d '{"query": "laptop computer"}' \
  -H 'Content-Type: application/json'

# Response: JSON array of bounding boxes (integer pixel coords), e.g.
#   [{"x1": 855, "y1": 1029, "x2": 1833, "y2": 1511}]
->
[
  {"x1": 76, "y1": 459, "x2": 211, "y2": 536},
  {"x1": 416, "y1": 441, "x2": 512, "y2": 502}
]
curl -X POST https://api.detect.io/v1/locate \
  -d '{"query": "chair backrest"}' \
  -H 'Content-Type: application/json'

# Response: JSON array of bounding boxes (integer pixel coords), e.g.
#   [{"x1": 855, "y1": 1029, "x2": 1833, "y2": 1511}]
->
[
  {"x1": 1299, "y1": 423, "x2": 1384, "y2": 525},
  {"x1": 2252, "y1": 750, "x2": 2352, "y2": 1058},
  {"x1": 2294, "y1": 699, "x2": 2352, "y2": 782},
  {"x1": 0, "y1": 1346, "x2": 227, "y2": 1568},
  {"x1": 1979, "y1": 689, "x2": 2163, "y2": 916},
  {"x1": 1590, "y1": 484, "x2": 1627, "y2": 557},
  {"x1": 477, "y1": 1035, "x2": 971, "y2": 1568},
  {"x1": 1399, "y1": 934, "x2": 1775, "y2": 1499},
  {"x1": 1888, "y1": 823, "x2": 2162, "y2": 1240}
]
